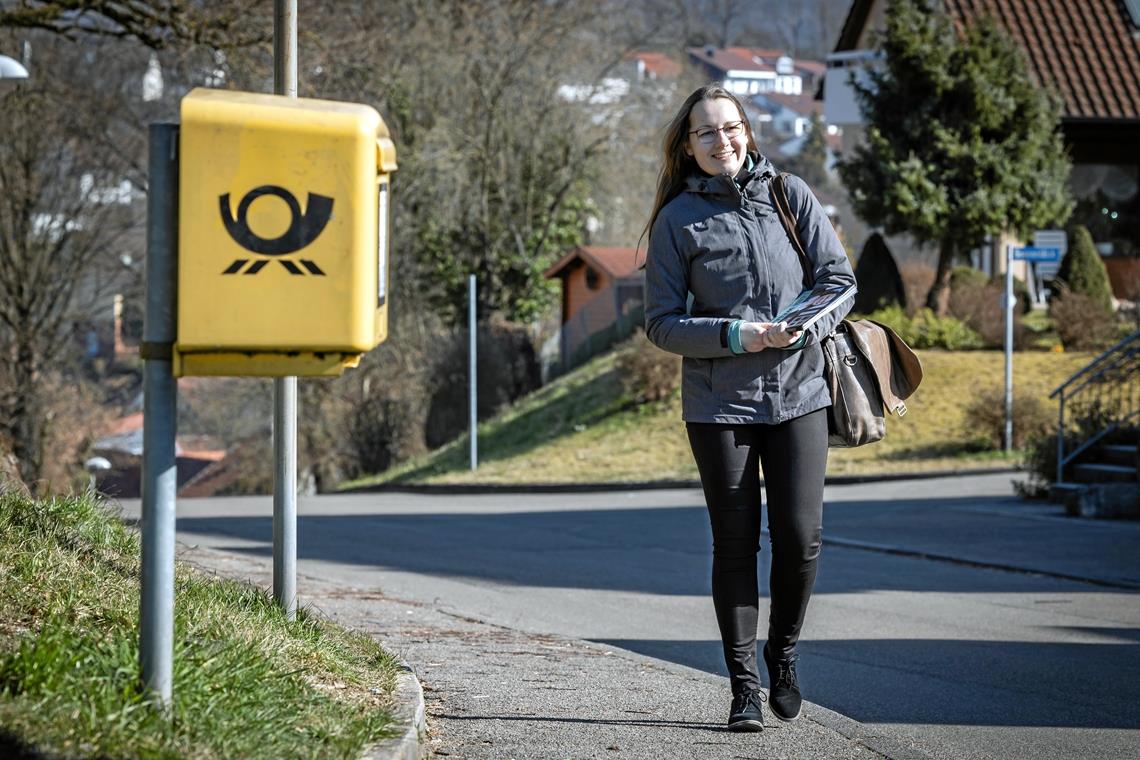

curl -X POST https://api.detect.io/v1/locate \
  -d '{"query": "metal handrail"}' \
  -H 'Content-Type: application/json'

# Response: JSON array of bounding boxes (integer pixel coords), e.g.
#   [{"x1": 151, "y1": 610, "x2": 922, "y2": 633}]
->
[
  {"x1": 1053, "y1": 329, "x2": 1140, "y2": 484},
  {"x1": 1051, "y1": 330, "x2": 1140, "y2": 400}
]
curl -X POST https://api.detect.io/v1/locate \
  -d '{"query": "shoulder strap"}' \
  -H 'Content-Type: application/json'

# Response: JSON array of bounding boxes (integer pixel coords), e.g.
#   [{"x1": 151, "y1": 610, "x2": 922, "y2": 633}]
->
[{"x1": 771, "y1": 173, "x2": 813, "y2": 289}]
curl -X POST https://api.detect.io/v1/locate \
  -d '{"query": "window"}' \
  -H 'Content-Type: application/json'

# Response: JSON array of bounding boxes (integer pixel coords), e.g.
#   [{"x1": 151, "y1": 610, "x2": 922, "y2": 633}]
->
[
  {"x1": 1069, "y1": 163, "x2": 1139, "y2": 257},
  {"x1": 585, "y1": 267, "x2": 601, "y2": 290}
]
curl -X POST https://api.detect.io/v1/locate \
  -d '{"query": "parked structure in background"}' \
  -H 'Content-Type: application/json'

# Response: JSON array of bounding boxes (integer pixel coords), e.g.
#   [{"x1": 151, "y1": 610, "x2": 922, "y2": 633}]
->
[
  {"x1": 544, "y1": 246, "x2": 644, "y2": 372},
  {"x1": 826, "y1": 0, "x2": 1140, "y2": 299}
]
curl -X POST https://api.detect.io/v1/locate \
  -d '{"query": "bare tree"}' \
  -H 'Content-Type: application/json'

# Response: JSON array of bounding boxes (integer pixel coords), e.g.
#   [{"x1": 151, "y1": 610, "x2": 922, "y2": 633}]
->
[
  {"x1": 0, "y1": 0, "x2": 269, "y2": 50},
  {"x1": 0, "y1": 35, "x2": 145, "y2": 491}
]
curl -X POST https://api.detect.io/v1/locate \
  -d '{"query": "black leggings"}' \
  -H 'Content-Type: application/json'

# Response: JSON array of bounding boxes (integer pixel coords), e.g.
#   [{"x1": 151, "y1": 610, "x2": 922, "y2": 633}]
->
[{"x1": 687, "y1": 409, "x2": 828, "y2": 695}]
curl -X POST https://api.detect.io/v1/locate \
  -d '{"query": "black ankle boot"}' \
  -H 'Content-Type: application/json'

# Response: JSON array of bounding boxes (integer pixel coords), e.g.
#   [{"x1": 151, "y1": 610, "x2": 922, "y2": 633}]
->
[
  {"x1": 763, "y1": 644, "x2": 802, "y2": 721},
  {"x1": 727, "y1": 688, "x2": 765, "y2": 731}
]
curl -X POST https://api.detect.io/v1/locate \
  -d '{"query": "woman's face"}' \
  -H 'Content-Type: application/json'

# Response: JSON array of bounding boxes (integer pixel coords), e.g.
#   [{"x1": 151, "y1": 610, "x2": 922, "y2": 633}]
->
[{"x1": 685, "y1": 97, "x2": 748, "y2": 177}]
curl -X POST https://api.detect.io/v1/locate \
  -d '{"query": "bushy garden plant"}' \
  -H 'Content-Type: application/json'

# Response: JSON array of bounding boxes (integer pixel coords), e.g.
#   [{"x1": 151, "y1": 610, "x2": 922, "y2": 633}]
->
[
  {"x1": 1049, "y1": 282, "x2": 1119, "y2": 351},
  {"x1": 1056, "y1": 225, "x2": 1114, "y2": 313},
  {"x1": 865, "y1": 304, "x2": 984, "y2": 349},
  {"x1": 948, "y1": 269, "x2": 1029, "y2": 348},
  {"x1": 962, "y1": 387, "x2": 1053, "y2": 450},
  {"x1": 616, "y1": 331, "x2": 680, "y2": 404}
]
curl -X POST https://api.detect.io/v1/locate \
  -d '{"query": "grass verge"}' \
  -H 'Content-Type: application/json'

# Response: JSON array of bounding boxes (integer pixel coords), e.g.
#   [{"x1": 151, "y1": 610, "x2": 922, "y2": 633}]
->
[
  {"x1": 345, "y1": 344, "x2": 1094, "y2": 488},
  {"x1": 0, "y1": 490, "x2": 401, "y2": 759}
]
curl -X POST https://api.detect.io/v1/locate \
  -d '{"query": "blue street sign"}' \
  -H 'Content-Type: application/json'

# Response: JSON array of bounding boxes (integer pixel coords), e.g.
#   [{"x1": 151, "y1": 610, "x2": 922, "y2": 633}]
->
[{"x1": 1012, "y1": 246, "x2": 1061, "y2": 262}]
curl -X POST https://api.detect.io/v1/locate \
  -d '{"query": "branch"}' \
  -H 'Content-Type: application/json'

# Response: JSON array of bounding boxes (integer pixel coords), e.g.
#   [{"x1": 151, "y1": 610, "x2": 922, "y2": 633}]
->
[{"x1": 0, "y1": 0, "x2": 270, "y2": 50}]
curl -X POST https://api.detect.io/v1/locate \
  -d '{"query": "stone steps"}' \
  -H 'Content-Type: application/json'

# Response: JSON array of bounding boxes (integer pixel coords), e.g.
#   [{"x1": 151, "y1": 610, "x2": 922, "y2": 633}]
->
[{"x1": 1050, "y1": 442, "x2": 1139, "y2": 519}]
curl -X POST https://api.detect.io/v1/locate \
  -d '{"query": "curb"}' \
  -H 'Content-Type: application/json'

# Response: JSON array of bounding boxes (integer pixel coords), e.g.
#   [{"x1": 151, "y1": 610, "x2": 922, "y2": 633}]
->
[
  {"x1": 362, "y1": 666, "x2": 426, "y2": 760},
  {"x1": 807, "y1": 702, "x2": 936, "y2": 760},
  {"x1": 341, "y1": 467, "x2": 1021, "y2": 495},
  {"x1": 824, "y1": 533, "x2": 1140, "y2": 590}
]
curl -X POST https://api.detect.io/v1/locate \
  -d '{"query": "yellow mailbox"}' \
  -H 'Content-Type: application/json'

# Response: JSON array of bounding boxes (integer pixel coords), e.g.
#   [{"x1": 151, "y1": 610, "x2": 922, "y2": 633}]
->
[{"x1": 176, "y1": 87, "x2": 397, "y2": 377}]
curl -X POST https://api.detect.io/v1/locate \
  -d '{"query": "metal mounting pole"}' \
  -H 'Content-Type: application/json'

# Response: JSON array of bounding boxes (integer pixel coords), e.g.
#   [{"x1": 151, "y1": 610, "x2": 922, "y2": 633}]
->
[
  {"x1": 272, "y1": 0, "x2": 298, "y2": 620},
  {"x1": 140, "y1": 123, "x2": 179, "y2": 706},
  {"x1": 469, "y1": 274, "x2": 478, "y2": 470},
  {"x1": 1004, "y1": 245, "x2": 1014, "y2": 453}
]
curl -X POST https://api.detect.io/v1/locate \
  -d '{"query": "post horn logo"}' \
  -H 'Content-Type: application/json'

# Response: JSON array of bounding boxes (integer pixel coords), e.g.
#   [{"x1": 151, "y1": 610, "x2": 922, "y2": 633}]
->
[{"x1": 219, "y1": 185, "x2": 333, "y2": 276}]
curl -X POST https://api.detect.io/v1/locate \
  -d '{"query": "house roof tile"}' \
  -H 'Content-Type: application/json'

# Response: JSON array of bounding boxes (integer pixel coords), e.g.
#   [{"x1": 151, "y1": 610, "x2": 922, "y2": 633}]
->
[
  {"x1": 756, "y1": 90, "x2": 825, "y2": 117},
  {"x1": 956, "y1": 0, "x2": 1140, "y2": 120},
  {"x1": 835, "y1": 0, "x2": 1140, "y2": 121},
  {"x1": 627, "y1": 51, "x2": 682, "y2": 79},
  {"x1": 544, "y1": 246, "x2": 643, "y2": 280},
  {"x1": 688, "y1": 47, "x2": 777, "y2": 73}
]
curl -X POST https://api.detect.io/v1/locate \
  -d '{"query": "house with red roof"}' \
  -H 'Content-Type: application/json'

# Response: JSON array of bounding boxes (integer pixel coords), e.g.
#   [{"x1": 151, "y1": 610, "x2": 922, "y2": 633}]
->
[
  {"x1": 626, "y1": 51, "x2": 682, "y2": 82},
  {"x1": 544, "y1": 246, "x2": 644, "y2": 370},
  {"x1": 688, "y1": 46, "x2": 827, "y2": 97},
  {"x1": 824, "y1": 0, "x2": 1140, "y2": 296}
]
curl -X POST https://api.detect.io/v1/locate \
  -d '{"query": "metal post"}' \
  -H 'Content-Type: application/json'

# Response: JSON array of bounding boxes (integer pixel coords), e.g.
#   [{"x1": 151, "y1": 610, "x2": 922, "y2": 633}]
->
[
  {"x1": 1004, "y1": 245, "x2": 1014, "y2": 453},
  {"x1": 469, "y1": 274, "x2": 478, "y2": 470},
  {"x1": 274, "y1": 0, "x2": 298, "y2": 99},
  {"x1": 272, "y1": 376, "x2": 297, "y2": 618},
  {"x1": 1057, "y1": 395, "x2": 1066, "y2": 484},
  {"x1": 140, "y1": 123, "x2": 179, "y2": 706},
  {"x1": 272, "y1": 0, "x2": 298, "y2": 620}
]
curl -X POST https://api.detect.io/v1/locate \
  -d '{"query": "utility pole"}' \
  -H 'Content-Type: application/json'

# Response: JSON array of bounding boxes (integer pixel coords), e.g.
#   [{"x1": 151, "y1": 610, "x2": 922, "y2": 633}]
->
[
  {"x1": 139, "y1": 123, "x2": 179, "y2": 706},
  {"x1": 272, "y1": 0, "x2": 298, "y2": 620}
]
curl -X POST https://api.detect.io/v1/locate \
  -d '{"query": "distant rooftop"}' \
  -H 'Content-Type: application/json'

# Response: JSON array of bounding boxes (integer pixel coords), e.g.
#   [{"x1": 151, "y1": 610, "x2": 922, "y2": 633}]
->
[
  {"x1": 627, "y1": 51, "x2": 682, "y2": 79},
  {"x1": 835, "y1": 0, "x2": 1140, "y2": 121},
  {"x1": 544, "y1": 246, "x2": 642, "y2": 280}
]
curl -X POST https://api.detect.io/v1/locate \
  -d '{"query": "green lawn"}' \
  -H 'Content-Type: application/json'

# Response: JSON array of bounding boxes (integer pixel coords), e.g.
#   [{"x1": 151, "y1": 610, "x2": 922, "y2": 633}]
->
[
  {"x1": 0, "y1": 491, "x2": 401, "y2": 759},
  {"x1": 346, "y1": 344, "x2": 1094, "y2": 487}
]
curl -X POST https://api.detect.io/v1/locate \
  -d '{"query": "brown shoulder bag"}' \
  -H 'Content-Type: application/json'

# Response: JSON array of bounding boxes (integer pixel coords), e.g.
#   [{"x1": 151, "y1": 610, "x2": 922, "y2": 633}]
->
[{"x1": 770, "y1": 173, "x2": 922, "y2": 447}]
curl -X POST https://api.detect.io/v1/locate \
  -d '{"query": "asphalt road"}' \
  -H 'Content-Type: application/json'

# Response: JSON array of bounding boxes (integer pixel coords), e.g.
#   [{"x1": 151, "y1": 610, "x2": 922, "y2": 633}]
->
[{"x1": 118, "y1": 472, "x2": 1140, "y2": 760}]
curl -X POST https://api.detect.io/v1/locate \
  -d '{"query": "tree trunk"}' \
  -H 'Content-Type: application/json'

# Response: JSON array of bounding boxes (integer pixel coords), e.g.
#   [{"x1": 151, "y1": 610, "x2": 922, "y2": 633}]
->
[
  {"x1": 925, "y1": 239, "x2": 957, "y2": 316},
  {"x1": 10, "y1": 337, "x2": 45, "y2": 494}
]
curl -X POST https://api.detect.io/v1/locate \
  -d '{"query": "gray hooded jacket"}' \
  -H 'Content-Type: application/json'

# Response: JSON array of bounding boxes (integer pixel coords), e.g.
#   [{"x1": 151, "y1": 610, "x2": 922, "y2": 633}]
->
[{"x1": 644, "y1": 155, "x2": 856, "y2": 424}]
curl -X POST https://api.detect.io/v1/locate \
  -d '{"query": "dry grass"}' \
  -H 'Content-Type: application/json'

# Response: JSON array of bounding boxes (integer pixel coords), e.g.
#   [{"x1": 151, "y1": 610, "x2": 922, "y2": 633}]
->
[{"x1": 347, "y1": 343, "x2": 1095, "y2": 487}]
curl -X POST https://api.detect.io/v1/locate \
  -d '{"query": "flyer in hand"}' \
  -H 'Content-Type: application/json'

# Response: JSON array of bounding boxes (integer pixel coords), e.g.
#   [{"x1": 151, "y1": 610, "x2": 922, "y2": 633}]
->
[{"x1": 773, "y1": 282, "x2": 857, "y2": 332}]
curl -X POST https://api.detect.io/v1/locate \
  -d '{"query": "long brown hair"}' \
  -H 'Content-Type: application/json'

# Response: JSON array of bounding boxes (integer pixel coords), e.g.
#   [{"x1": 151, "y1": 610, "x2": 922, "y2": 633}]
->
[{"x1": 640, "y1": 84, "x2": 759, "y2": 253}]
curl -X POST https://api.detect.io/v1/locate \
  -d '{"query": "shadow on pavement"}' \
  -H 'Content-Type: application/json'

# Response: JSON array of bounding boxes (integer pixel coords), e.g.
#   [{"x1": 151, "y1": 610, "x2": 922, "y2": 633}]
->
[
  {"x1": 591, "y1": 637, "x2": 1140, "y2": 730},
  {"x1": 174, "y1": 496, "x2": 1140, "y2": 594}
]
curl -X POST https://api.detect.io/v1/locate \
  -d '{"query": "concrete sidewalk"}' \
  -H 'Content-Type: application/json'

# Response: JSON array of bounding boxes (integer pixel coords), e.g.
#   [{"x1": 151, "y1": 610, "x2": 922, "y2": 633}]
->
[{"x1": 176, "y1": 542, "x2": 934, "y2": 760}]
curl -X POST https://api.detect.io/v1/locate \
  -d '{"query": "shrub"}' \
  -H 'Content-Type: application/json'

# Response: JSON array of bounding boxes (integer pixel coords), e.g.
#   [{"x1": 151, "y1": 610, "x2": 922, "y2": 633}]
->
[
  {"x1": 425, "y1": 318, "x2": 542, "y2": 449},
  {"x1": 949, "y1": 275, "x2": 1029, "y2": 349},
  {"x1": 962, "y1": 387, "x2": 1053, "y2": 450},
  {"x1": 865, "y1": 304, "x2": 984, "y2": 349},
  {"x1": 1015, "y1": 432, "x2": 1060, "y2": 499},
  {"x1": 344, "y1": 393, "x2": 426, "y2": 478},
  {"x1": 1057, "y1": 225, "x2": 1114, "y2": 312},
  {"x1": 1049, "y1": 282, "x2": 1118, "y2": 351},
  {"x1": 615, "y1": 331, "x2": 680, "y2": 404},
  {"x1": 898, "y1": 261, "x2": 937, "y2": 317},
  {"x1": 950, "y1": 265, "x2": 988, "y2": 294}
]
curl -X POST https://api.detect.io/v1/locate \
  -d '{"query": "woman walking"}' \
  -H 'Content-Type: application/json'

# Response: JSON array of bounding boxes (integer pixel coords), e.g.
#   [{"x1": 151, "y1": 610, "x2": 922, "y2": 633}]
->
[{"x1": 643, "y1": 84, "x2": 855, "y2": 731}]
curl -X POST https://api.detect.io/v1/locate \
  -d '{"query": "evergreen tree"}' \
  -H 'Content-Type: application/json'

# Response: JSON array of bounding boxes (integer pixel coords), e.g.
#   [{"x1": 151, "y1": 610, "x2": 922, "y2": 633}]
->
[
  {"x1": 836, "y1": 0, "x2": 1072, "y2": 315},
  {"x1": 852, "y1": 233, "x2": 905, "y2": 312},
  {"x1": 1057, "y1": 225, "x2": 1114, "y2": 313}
]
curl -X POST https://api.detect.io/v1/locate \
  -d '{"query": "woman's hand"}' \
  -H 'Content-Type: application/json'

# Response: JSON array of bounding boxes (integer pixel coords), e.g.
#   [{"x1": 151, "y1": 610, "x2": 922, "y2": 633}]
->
[{"x1": 738, "y1": 321, "x2": 804, "y2": 352}]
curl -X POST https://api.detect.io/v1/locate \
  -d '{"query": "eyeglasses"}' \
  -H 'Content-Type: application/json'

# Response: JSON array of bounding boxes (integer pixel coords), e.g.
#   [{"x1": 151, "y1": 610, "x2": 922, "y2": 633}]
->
[{"x1": 688, "y1": 120, "x2": 745, "y2": 145}]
